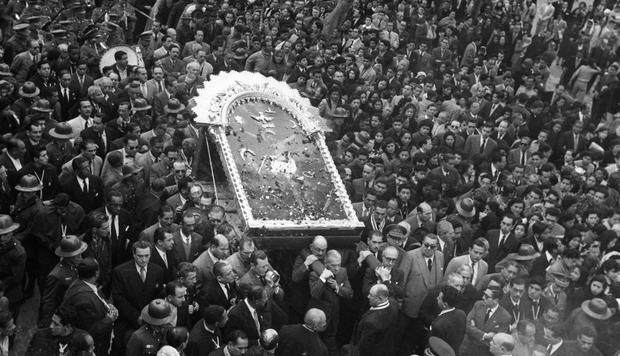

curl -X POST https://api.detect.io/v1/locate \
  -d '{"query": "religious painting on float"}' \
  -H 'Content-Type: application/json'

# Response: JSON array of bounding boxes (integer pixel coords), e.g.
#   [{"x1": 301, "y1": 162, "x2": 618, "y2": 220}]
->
[{"x1": 193, "y1": 71, "x2": 362, "y2": 234}]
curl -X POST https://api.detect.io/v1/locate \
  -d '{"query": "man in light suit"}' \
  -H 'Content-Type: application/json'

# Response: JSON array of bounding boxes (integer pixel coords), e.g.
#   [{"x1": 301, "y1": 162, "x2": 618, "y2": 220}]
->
[
  {"x1": 463, "y1": 122, "x2": 497, "y2": 161},
  {"x1": 192, "y1": 234, "x2": 229, "y2": 287},
  {"x1": 461, "y1": 288, "x2": 511, "y2": 356},
  {"x1": 10, "y1": 39, "x2": 39, "y2": 82},
  {"x1": 139, "y1": 204, "x2": 179, "y2": 243},
  {"x1": 399, "y1": 233, "x2": 444, "y2": 355},
  {"x1": 507, "y1": 137, "x2": 532, "y2": 167},
  {"x1": 445, "y1": 238, "x2": 489, "y2": 290},
  {"x1": 172, "y1": 211, "x2": 204, "y2": 263},
  {"x1": 145, "y1": 66, "x2": 165, "y2": 102},
  {"x1": 352, "y1": 189, "x2": 377, "y2": 221},
  {"x1": 60, "y1": 140, "x2": 103, "y2": 184}
]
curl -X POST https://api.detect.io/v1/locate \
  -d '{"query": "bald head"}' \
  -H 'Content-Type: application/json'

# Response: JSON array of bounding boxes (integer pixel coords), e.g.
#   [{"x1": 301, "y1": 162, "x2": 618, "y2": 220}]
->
[
  {"x1": 310, "y1": 235, "x2": 327, "y2": 258},
  {"x1": 370, "y1": 284, "x2": 389, "y2": 300},
  {"x1": 491, "y1": 333, "x2": 515, "y2": 355},
  {"x1": 304, "y1": 308, "x2": 327, "y2": 331}
]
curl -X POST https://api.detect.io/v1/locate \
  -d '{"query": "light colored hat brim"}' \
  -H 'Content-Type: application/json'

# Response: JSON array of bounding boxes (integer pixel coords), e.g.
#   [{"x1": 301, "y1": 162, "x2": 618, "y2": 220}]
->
[
  {"x1": 0, "y1": 223, "x2": 20, "y2": 235},
  {"x1": 15, "y1": 184, "x2": 43, "y2": 192},
  {"x1": 19, "y1": 87, "x2": 40, "y2": 98},
  {"x1": 140, "y1": 305, "x2": 173, "y2": 326},
  {"x1": 54, "y1": 241, "x2": 88, "y2": 258},
  {"x1": 581, "y1": 300, "x2": 613, "y2": 320}
]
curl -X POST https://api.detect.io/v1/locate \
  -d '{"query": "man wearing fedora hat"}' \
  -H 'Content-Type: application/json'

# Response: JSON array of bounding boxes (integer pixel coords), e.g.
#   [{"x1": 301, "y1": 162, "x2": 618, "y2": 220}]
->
[
  {"x1": 566, "y1": 298, "x2": 613, "y2": 340},
  {"x1": 126, "y1": 299, "x2": 173, "y2": 355},
  {"x1": 46, "y1": 122, "x2": 75, "y2": 170},
  {"x1": 38, "y1": 235, "x2": 87, "y2": 328}
]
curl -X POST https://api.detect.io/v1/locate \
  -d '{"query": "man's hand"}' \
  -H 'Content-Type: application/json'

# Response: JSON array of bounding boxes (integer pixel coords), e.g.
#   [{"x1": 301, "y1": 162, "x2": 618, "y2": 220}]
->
[
  {"x1": 326, "y1": 278, "x2": 339, "y2": 293},
  {"x1": 304, "y1": 254, "x2": 319, "y2": 268},
  {"x1": 375, "y1": 266, "x2": 391, "y2": 282},
  {"x1": 319, "y1": 268, "x2": 334, "y2": 281},
  {"x1": 107, "y1": 304, "x2": 118, "y2": 321}
]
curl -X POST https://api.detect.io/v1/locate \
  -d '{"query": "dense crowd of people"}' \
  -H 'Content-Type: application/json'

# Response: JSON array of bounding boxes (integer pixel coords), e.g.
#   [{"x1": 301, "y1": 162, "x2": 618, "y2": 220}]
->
[{"x1": 0, "y1": 0, "x2": 619, "y2": 355}]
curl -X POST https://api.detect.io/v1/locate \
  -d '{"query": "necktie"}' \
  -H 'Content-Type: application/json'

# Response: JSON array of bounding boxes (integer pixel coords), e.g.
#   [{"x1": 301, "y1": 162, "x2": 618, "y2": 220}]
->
[
  {"x1": 140, "y1": 266, "x2": 146, "y2": 283},
  {"x1": 574, "y1": 134, "x2": 579, "y2": 150},
  {"x1": 110, "y1": 215, "x2": 117, "y2": 241},
  {"x1": 84, "y1": 119, "x2": 90, "y2": 130},
  {"x1": 471, "y1": 262, "x2": 476, "y2": 284},
  {"x1": 96, "y1": 289, "x2": 111, "y2": 310},
  {"x1": 498, "y1": 233, "x2": 505, "y2": 248},
  {"x1": 162, "y1": 251, "x2": 168, "y2": 267},
  {"x1": 225, "y1": 283, "x2": 232, "y2": 299},
  {"x1": 484, "y1": 308, "x2": 492, "y2": 323},
  {"x1": 480, "y1": 138, "x2": 486, "y2": 154},
  {"x1": 64, "y1": 88, "x2": 69, "y2": 101},
  {"x1": 252, "y1": 309, "x2": 261, "y2": 333},
  {"x1": 427, "y1": 258, "x2": 432, "y2": 272},
  {"x1": 520, "y1": 152, "x2": 526, "y2": 165},
  {"x1": 82, "y1": 179, "x2": 88, "y2": 193}
]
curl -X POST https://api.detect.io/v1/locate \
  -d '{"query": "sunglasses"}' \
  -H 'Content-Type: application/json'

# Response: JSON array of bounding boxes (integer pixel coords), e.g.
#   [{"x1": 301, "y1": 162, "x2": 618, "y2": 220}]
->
[{"x1": 423, "y1": 243, "x2": 438, "y2": 249}]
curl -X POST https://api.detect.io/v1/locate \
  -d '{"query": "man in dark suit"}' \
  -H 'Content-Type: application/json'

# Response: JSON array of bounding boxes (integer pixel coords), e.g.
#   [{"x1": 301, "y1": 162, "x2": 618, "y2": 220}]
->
[
  {"x1": 151, "y1": 227, "x2": 177, "y2": 283},
  {"x1": 173, "y1": 210, "x2": 204, "y2": 263},
  {"x1": 80, "y1": 115, "x2": 114, "y2": 158},
  {"x1": 362, "y1": 246, "x2": 405, "y2": 300},
  {"x1": 61, "y1": 156, "x2": 104, "y2": 214},
  {"x1": 60, "y1": 258, "x2": 116, "y2": 356},
  {"x1": 308, "y1": 250, "x2": 354, "y2": 354},
  {"x1": 152, "y1": 76, "x2": 177, "y2": 117},
  {"x1": 499, "y1": 278, "x2": 531, "y2": 325},
  {"x1": 209, "y1": 330, "x2": 250, "y2": 356},
  {"x1": 428, "y1": 153, "x2": 461, "y2": 193},
  {"x1": 187, "y1": 305, "x2": 227, "y2": 356},
  {"x1": 101, "y1": 50, "x2": 136, "y2": 82},
  {"x1": 71, "y1": 60, "x2": 95, "y2": 99},
  {"x1": 30, "y1": 60, "x2": 59, "y2": 96},
  {"x1": 544, "y1": 323, "x2": 570, "y2": 356},
  {"x1": 275, "y1": 308, "x2": 328, "y2": 356},
  {"x1": 199, "y1": 261, "x2": 238, "y2": 309},
  {"x1": 0, "y1": 138, "x2": 26, "y2": 186},
  {"x1": 110, "y1": 240, "x2": 164, "y2": 355},
  {"x1": 224, "y1": 285, "x2": 270, "y2": 345},
  {"x1": 58, "y1": 72, "x2": 80, "y2": 120},
  {"x1": 485, "y1": 215, "x2": 520, "y2": 273},
  {"x1": 461, "y1": 288, "x2": 512, "y2": 356},
  {"x1": 557, "y1": 120, "x2": 589, "y2": 155},
  {"x1": 430, "y1": 285, "x2": 467, "y2": 355},
  {"x1": 463, "y1": 122, "x2": 498, "y2": 161},
  {"x1": 93, "y1": 190, "x2": 134, "y2": 268},
  {"x1": 352, "y1": 284, "x2": 399, "y2": 356}
]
